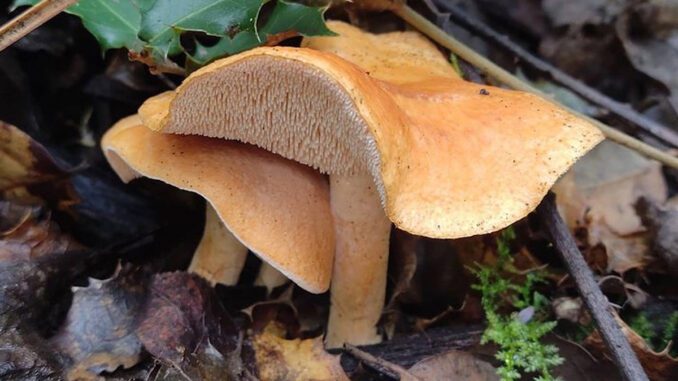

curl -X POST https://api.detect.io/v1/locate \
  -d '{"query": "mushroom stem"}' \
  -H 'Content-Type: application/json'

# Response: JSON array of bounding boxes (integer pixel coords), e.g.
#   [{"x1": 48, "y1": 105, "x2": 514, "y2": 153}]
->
[
  {"x1": 255, "y1": 262, "x2": 289, "y2": 292},
  {"x1": 189, "y1": 204, "x2": 248, "y2": 285},
  {"x1": 326, "y1": 173, "x2": 392, "y2": 348}
]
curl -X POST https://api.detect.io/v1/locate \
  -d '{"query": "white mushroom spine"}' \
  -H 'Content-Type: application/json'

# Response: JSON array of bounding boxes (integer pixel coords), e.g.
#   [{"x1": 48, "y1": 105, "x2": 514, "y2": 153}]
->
[
  {"x1": 254, "y1": 262, "x2": 290, "y2": 292},
  {"x1": 325, "y1": 173, "x2": 392, "y2": 348},
  {"x1": 188, "y1": 204, "x2": 248, "y2": 285}
]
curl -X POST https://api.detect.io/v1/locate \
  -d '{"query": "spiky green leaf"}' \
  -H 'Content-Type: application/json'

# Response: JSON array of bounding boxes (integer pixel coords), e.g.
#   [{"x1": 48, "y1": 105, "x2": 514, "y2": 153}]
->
[
  {"x1": 11, "y1": 0, "x2": 334, "y2": 71},
  {"x1": 12, "y1": 0, "x2": 151, "y2": 51}
]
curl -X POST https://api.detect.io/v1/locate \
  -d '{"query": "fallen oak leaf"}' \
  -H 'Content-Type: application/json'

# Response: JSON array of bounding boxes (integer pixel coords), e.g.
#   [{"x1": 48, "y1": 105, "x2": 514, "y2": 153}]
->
[
  {"x1": 252, "y1": 323, "x2": 349, "y2": 381},
  {"x1": 52, "y1": 265, "x2": 148, "y2": 381},
  {"x1": 553, "y1": 140, "x2": 668, "y2": 274},
  {"x1": 0, "y1": 120, "x2": 75, "y2": 207},
  {"x1": 616, "y1": 1, "x2": 678, "y2": 114},
  {"x1": 408, "y1": 350, "x2": 499, "y2": 381},
  {"x1": 343, "y1": 345, "x2": 498, "y2": 381},
  {"x1": 136, "y1": 272, "x2": 245, "y2": 381},
  {"x1": 636, "y1": 198, "x2": 678, "y2": 275},
  {"x1": 0, "y1": 203, "x2": 86, "y2": 381},
  {"x1": 0, "y1": 202, "x2": 80, "y2": 263}
]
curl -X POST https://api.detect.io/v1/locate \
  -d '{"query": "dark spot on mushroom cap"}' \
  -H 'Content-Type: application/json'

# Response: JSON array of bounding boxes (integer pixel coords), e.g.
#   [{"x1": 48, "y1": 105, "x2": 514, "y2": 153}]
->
[{"x1": 479, "y1": 88, "x2": 490, "y2": 96}]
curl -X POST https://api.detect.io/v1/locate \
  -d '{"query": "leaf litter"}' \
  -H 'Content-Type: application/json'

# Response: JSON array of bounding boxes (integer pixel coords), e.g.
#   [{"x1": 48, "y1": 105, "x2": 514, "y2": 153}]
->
[{"x1": 3, "y1": 0, "x2": 678, "y2": 380}]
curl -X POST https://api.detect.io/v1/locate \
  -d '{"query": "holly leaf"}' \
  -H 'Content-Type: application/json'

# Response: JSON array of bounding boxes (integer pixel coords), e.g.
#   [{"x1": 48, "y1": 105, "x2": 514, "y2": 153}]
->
[
  {"x1": 139, "y1": 0, "x2": 264, "y2": 60},
  {"x1": 260, "y1": 0, "x2": 333, "y2": 38},
  {"x1": 188, "y1": 31, "x2": 260, "y2": 68},
  {"x1": 12, "y1": 0, "x2": 151, "y2": 52},
  {"x1": 11, "y1": 0, "x2": 334, "y2": 72},
  {"x1": 187, "y1": 0, "x2": 334, "y2": 67}
]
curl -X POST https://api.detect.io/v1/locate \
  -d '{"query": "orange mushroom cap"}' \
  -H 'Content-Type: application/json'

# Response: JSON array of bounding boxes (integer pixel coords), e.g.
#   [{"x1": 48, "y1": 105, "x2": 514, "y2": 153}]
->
[
  {"x1": 138, "y1": 21, "x2": 603, "y2": 239},
  {"x1": 101, "y1": 115, "x2": 334, "y2": 293}
]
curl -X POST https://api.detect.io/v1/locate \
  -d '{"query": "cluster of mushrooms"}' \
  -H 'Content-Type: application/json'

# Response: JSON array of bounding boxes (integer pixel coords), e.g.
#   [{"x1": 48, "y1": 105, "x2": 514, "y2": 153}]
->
[{"x1": 102, "y1": 21, "x2": 603, "y2": 348}]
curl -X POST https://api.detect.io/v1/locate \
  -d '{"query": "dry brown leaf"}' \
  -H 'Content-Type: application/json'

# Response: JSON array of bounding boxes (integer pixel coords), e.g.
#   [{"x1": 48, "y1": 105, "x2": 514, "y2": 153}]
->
[
  {"x1": 636, "y1": 198, "x2": 678, "y2": 274},
  {"x1": 136, "y1": 272, "x2": 244, "y2": 381},
  {"x1": 253, "y1": 324, "x2": 349, "y2": 381},
  {"x1": 0, "y1": 121, "x2": 75, "y2": 206},
  {"x1": 407, "y1": 350, "x2": 499, "y2": 381},
  {"x1": 553, "y1": 141, "x2": 667, "y2": 273},
  {"x1": 0, "y1": 202, "x2": 81, "y2": 263},
  {"x1": 53, "y1": 266, "x2": 146, "y2": 381},
  {"x1": 0, "y1": 203, "x2": 83, "y2": 381},
  {"x1": 552, "y1": 297, "x2": 591, "y2": 325},
  {"x1": 585, "y1": 314, "x2": 678, "y2": 380},
  {"x1": 542, "y1": 0, "x2": 625, "y2": 27},
  {"x1": 616, "y1": 1, "x2": 678, "y2": 113}
]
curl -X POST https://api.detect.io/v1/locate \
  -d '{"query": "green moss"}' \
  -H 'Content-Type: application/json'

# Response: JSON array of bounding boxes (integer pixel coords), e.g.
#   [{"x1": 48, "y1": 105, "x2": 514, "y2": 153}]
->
[
  {"x1": 629, "y1": 310, "x2": 678, "y2": 356},
  {"x1": 470, "y1": 228, "x2": 563, "y2": 381}
]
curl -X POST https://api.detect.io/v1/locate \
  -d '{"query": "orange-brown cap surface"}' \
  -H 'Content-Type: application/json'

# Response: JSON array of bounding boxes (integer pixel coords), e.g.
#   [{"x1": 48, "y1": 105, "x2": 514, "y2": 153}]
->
[
  {"x1": 102, "y1": 115, "x2": 334, "y2": 293},
  {"x1": 138, "y1": 22, "x2": 603, "y2": 239}
]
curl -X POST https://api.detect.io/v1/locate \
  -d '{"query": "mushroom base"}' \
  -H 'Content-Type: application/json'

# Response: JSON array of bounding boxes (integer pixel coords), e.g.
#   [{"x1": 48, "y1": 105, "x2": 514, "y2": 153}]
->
[
  {"x1": 255, "y1": 262, "x2": 289, "y2": 292},
  {"x1": 189, "y1": 204, "x2": 248, "y2": 285},
  {"x1": 326, "y1": 173, "x2": 392, "y2": 348}
]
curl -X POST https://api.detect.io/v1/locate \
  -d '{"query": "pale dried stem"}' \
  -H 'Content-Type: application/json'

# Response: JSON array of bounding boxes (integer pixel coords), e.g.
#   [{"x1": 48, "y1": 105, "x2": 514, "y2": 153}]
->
[{"x1": 0, "y1": 0, "x2": 77, "y2": 52}]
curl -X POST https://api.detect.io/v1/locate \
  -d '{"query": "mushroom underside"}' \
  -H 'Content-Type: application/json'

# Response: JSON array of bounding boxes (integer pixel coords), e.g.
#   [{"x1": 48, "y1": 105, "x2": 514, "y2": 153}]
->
[
  {"x1": 102, "y1": 116, "x2": 334, "y2": 294},
  {"x1": 149, "y1": 51, "x2": 603, "y2": 239}
]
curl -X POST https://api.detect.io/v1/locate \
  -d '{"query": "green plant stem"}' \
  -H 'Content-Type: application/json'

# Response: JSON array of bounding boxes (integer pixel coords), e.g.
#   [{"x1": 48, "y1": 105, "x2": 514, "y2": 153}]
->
[
  {"x1": 0, "y1": 0, "x2": 77, "y2": 52},
  {"x1": 393, "y1": 4, "x2": 678, "y2": 170}
]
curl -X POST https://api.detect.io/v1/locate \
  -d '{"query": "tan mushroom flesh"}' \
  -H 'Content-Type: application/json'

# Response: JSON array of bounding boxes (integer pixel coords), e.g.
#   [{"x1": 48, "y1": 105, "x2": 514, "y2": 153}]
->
[
  {"x1": 190, "y1": 203, "x2": 248, "y2": 285},
  {"x1": 255, "y1": 262, "x2": 290, "y2": 292},
  {"x1": 137, "y1": 21, "x2": 603, "y2": 346},
  {"x1": 101, "y1": 115, "x2": 334, "y2": 294}
]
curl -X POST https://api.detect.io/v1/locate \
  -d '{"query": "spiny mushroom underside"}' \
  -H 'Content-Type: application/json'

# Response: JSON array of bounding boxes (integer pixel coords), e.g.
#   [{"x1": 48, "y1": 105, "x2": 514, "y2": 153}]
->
[
  {"x1": 101, "y1": 115, "x2": 334, "y2": 293},
  {"x1": 139, "y1": 47, "x2": 603, "y2": 239}
]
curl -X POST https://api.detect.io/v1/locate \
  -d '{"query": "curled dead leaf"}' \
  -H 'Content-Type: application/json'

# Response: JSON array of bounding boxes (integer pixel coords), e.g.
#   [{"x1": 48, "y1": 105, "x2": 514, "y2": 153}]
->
[
  {"x1": 552, "y1": 297, "x2": 591, "y2": 325},
  {"x1": 553, "y1": 141, "x2": 667, "y2": 273},
  {"x1": 616, "y1": 1, "x2": 678, "y2": 114},
  {"x1": 253, "y1": 323, "x2": 349, "y2": 381},
  {"x1": 136, "y1": 272, "x2": 244, "y2": 381},
  {"x1": 53, "y1": 266, "x2": 147, "y2": 381},
  {"x1": 0, "y1": 202, "x2": 81, "y2": 263},
  {"x1": 0, "y1": 121, "x2": 75, "y2": 207},
  {"x1": 408, "y1": 350, "x2": 499, "y2": 381},
  {"x1": 636, "y1": 198, "x2": 678, "y2": 275},
  {"x1": 585, "y1": 314, "x2": 678, "y2": 381}
]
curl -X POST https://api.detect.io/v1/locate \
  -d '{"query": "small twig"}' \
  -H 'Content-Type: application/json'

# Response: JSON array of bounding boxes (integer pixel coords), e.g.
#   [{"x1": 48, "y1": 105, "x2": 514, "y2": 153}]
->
[
  {"x1": 536, "y1": 193, "x2": 649, "y2": 381},
  {"x1": 393, "y1": 4, "x2": 678, "y2": 169},
  {"x1": 128, "y1": 51, "x2": 186, "y2": 76},
  {"x1": 436, "y1": 2, "x2": 678, "y2": 148},
  {"x1": 343, "y1": 344, "x2": 420, "y2": 381},
  {"x1": 0, "y1": 0, "x2": 77, "y2": 52}
]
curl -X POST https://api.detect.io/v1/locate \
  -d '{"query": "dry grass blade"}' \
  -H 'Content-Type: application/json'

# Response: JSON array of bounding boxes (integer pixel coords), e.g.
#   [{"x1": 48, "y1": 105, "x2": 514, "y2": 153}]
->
[
  {"x1": 393, "y1": 4, "x2": 678, "y2": 170},
  {"x1": 0, "y1": 0, "x2": 78, "y2": 52},
  {"x1": 344, "y1": 344, "x2": 419, "y2": 381},
  {"x1": 439, "y1": 3, "x2": 678, "y2": 148}
]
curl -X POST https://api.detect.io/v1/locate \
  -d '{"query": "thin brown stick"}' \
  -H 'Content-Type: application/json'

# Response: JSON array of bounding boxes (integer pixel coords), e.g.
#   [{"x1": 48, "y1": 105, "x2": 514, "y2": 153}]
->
[
  {"x1": 536, "y1": 194, "x2": 649, "y2": 381},
  {"x1": 343, "y1": 344, "x2": 420, "y2": 381},
  {"x1": 436, "y1": 2, "x2": 678, "y2": 148},
  {"x1": 393, "y1": 4, "x2": 678, "y2": 169},
  {"x1": 0, "y1": 0, "x2": 78, "y2": 52}
]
